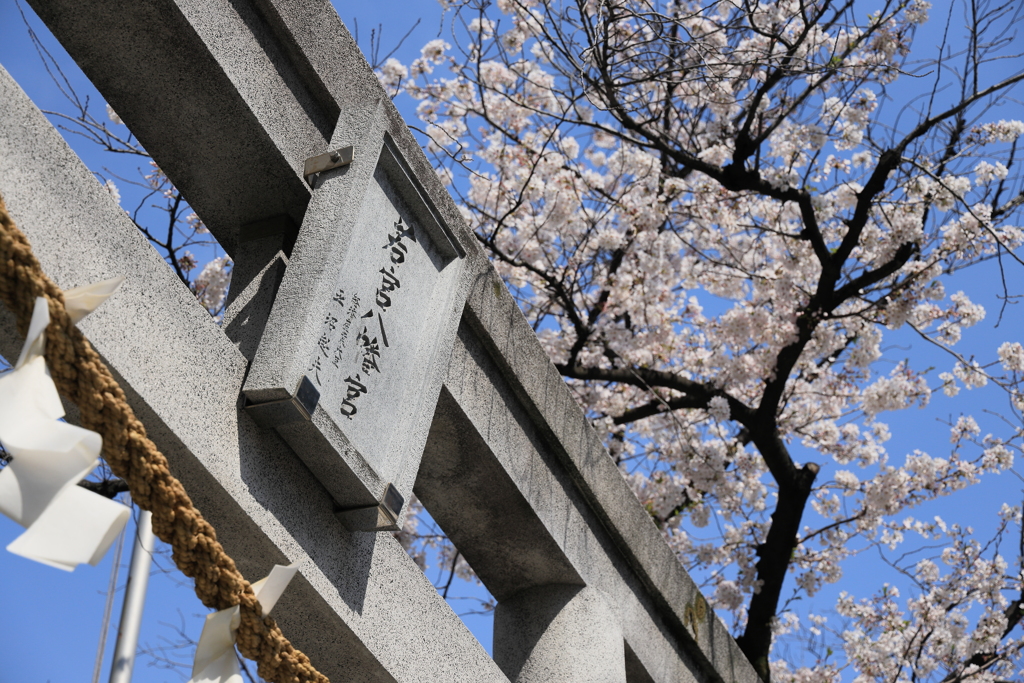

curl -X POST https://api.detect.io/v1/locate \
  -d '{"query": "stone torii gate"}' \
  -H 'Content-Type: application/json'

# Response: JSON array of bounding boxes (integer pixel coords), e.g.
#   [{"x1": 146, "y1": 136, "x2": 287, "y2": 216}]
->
[{"x1": 0, "y1": 1, "x2": 762, "y2": 682}]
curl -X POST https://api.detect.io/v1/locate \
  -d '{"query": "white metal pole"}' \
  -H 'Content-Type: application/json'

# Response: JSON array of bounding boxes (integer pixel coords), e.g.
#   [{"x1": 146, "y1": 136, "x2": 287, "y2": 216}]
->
[{"x1": 108, "y1": 510, "x2": 154, "y2": 683}]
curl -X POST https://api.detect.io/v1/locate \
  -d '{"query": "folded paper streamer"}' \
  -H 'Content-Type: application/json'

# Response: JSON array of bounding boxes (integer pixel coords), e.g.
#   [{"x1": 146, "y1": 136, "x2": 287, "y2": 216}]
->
[
  {"x1": 0, "y1": 277, "x2": 131, "y2": 570},
  {"x1": 189, "y1": 564, "x2": 299, "y2": 683}
]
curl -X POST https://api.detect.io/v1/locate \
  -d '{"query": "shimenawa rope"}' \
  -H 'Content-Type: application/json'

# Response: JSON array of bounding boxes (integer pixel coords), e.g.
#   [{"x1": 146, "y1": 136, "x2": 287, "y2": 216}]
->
[{"x1": 0, "y1": 194, "x2": 329, "y2": 683}]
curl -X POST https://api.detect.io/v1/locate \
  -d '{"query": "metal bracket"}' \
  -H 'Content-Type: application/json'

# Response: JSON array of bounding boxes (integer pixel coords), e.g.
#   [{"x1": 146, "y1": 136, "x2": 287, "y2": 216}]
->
[
  {"x1": 244, "y1": 375, "x2": 320, "y2": 427},
  {"x1": 303, "y1": 146, "x2": 353, "y2": 186},
  {"x1": 334, "y1": 483, "x2": 405, "y2": 532}
]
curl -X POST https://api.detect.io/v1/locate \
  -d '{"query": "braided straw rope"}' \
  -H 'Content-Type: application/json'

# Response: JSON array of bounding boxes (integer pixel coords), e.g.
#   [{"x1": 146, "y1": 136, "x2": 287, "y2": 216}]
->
[{"x1": 0, "y1": 194, "x2": 329, "y2": 683}]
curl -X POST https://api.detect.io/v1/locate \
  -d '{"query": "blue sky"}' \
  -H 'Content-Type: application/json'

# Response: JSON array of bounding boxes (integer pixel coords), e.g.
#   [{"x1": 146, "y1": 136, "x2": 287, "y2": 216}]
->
[{"x1": 0, "y1": 2, "x2": 1022, "y2": 682}]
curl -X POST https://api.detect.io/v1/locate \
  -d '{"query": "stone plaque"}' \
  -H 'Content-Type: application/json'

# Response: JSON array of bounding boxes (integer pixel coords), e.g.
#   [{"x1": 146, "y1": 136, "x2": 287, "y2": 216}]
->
[
  {"x1": 309, "y1": 145, "x2": 457, "y2": 446},
  {"x1": 243, "y1": 126, "x2": 466, "y2": 525}
]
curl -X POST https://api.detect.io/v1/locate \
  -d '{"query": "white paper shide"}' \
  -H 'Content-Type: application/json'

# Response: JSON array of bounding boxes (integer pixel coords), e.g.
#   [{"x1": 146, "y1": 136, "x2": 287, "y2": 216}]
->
[
  {"x1": 188, "y1": 564, "x2": 299, "y2": 683},
  {"x1": 0, "y1": 277, "x2": 131, "y2": 570}
]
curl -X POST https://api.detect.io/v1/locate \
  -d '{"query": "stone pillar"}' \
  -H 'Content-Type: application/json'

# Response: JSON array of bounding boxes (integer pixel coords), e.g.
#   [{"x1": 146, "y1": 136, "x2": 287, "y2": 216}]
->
[{"x1": 494, "y1": 584, "x2": 626, "y2": 683}]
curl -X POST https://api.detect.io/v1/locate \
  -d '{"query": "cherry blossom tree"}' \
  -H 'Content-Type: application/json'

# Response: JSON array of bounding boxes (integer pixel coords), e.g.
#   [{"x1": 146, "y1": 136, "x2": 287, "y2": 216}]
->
[
  {"x1": 13, "y1": 0, "x2": 1024, "y2": 680},
  {"x1": 383, "y1": 1, "x2": 1024, "y2": 680}
]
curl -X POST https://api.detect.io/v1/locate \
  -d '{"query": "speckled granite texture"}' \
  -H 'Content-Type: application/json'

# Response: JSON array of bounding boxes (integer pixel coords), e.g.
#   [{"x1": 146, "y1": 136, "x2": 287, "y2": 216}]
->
[{"x1": 5, "y1": 2, "x2": 764, "y2": 681}]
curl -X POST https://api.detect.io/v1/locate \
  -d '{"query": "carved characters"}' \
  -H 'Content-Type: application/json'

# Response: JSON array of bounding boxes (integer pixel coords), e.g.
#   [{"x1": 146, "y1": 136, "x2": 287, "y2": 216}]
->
[
  {"x1": 356, "y1": 311, "x2": 390, "y2": 375},
  {"x1": 310, "y1": 310, "x2": 339, "y2": 384},
  {"x1": 375, "y1": 267, "x2": 401, "y2": 309},
  {"x1": 339, "y1": 374, "x2": 368, "y2": 418},
  {"x1": 333, "y1": 293, "x2": 361, "y2": 368},
  {"x1": 383, "y1": 218, "x2": 416, "y2": 264},
  {"x1": 322, "y1": 216, "x2": 416, "y2": 420}
]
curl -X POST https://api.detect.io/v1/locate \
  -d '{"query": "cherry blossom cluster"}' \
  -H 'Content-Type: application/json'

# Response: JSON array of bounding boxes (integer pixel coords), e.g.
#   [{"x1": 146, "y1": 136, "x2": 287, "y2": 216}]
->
[{"x1": 383, "y1": 0, "x2": 1024, "y2": 678}]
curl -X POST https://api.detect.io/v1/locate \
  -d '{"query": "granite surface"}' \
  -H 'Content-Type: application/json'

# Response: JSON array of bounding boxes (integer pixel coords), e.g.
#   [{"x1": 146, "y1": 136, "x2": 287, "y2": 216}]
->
[
  {"x1": 4, "y1": 2, "x2": 766, "y2": 681},
  {"x1": 0, "y1": 65, "x2": 505, "y2": 683}
]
